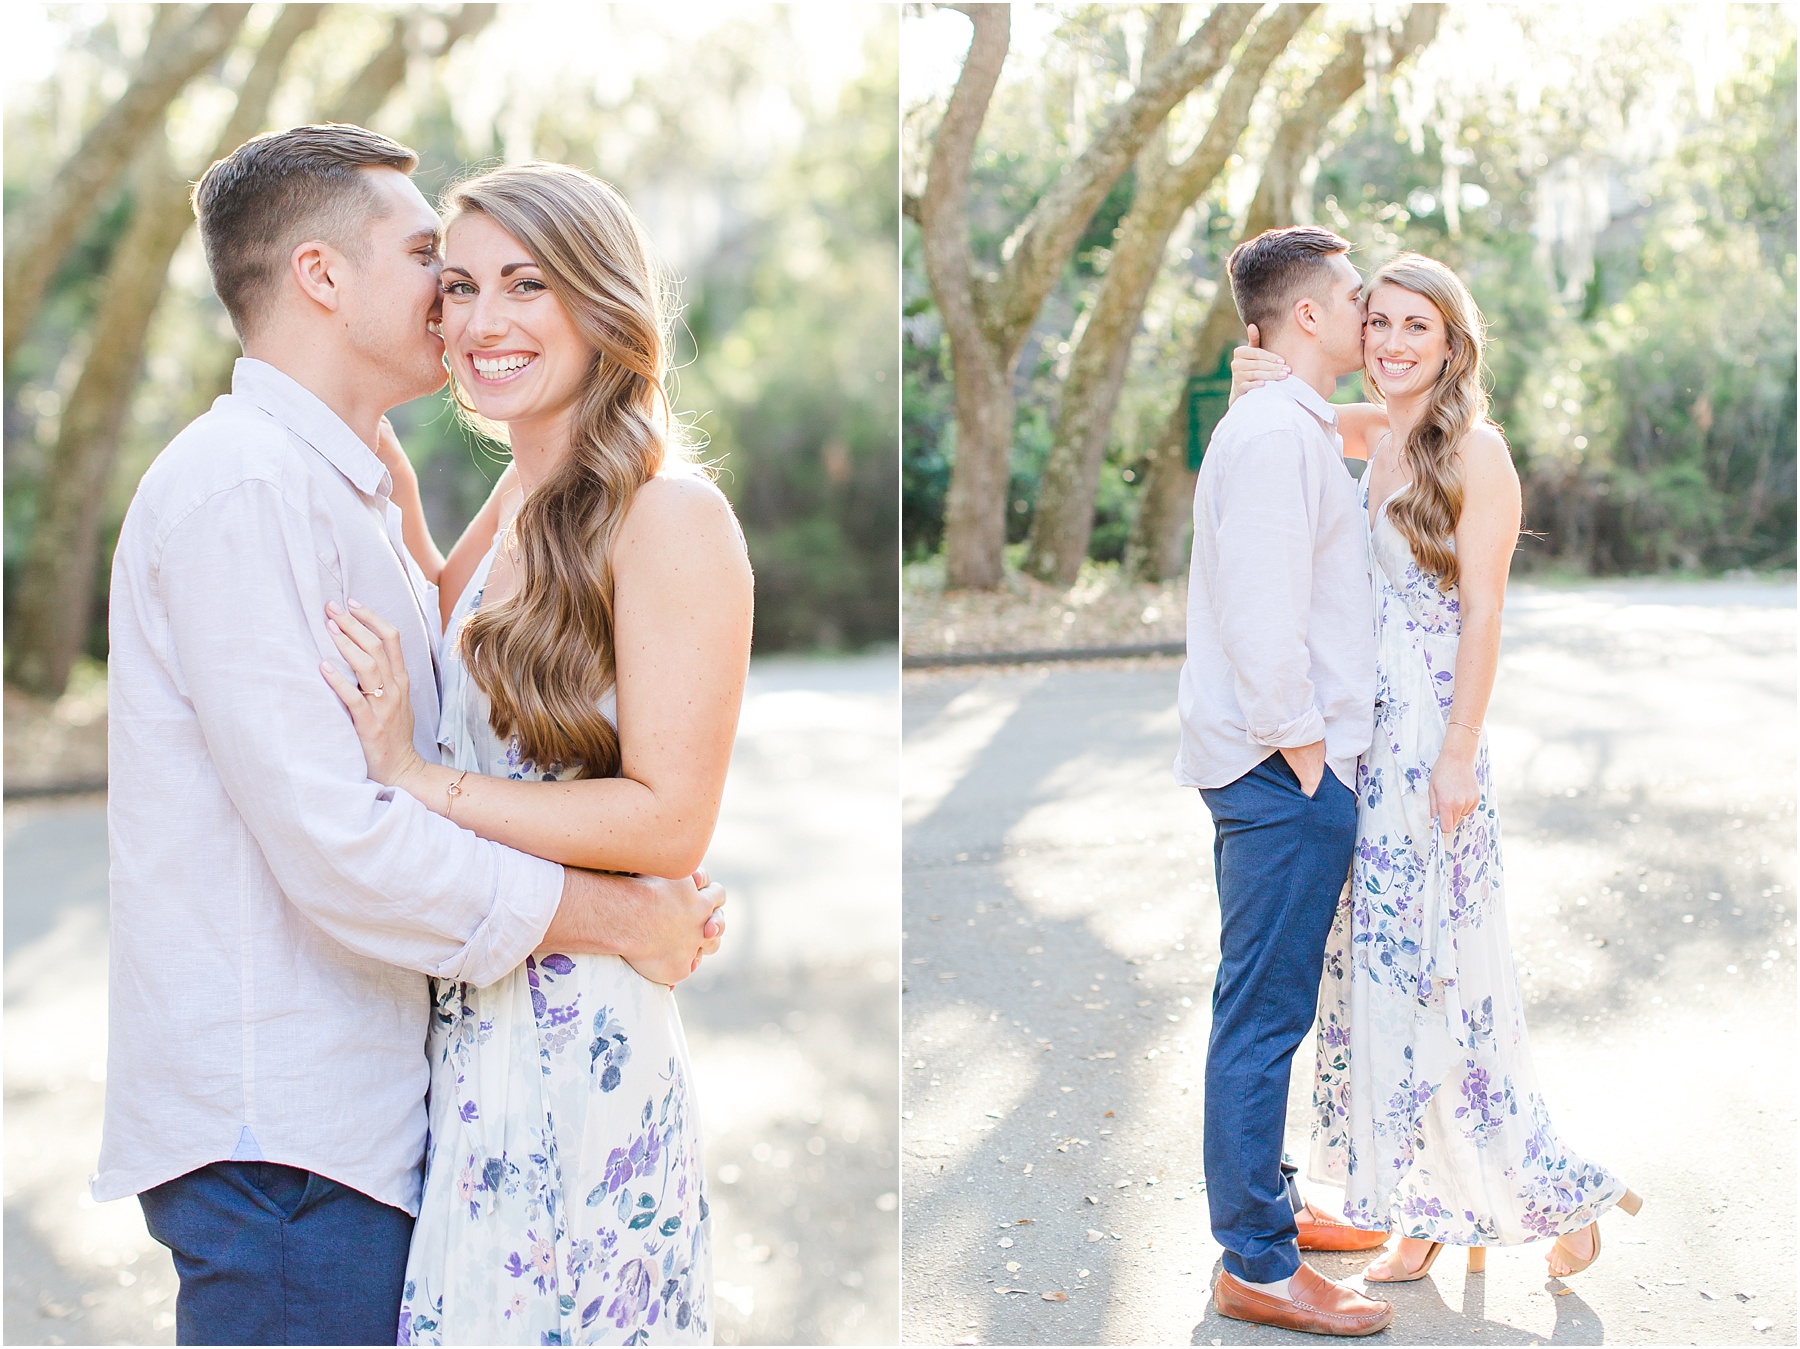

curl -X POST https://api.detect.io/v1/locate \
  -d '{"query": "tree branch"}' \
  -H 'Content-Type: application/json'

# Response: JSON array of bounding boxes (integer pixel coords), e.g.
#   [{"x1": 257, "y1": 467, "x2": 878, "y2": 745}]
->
[
  {"x1": 4, "y1": 3, "x2": 253, "y2": 366},
  {"x1": 325, "y1": 4, "x2": 498, "y2": 128},
  {"x1": 992, "y1": 2, "x2": 1258, "y2": 345}
]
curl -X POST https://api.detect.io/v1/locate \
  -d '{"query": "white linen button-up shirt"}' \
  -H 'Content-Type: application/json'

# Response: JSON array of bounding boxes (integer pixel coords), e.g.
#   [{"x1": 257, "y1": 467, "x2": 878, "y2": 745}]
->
[
  {"x1": 1175, "y1": 376, "x2": 1376, "y2": 793},
  {"x1": 94, "y1": 358, "x2": 564, "y2": 1215}
]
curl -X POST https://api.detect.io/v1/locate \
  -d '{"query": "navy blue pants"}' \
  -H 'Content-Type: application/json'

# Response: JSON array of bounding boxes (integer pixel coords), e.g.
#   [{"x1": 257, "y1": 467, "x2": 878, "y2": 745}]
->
[
  {"x1": 1199, "y1": 753, "x2": 1357, "y2": 1284},
  {"x1": 138, "y1": 1162, "x2": 413, "y2": 1345}
]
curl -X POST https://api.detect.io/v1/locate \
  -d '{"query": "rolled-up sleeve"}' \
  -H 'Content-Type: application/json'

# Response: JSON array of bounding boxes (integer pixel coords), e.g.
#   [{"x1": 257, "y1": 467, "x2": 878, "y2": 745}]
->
[
  {"x1": 1211, "y1": 433, "x2": 1327, "y2": 750},
  {"x1": 157, "y1": 479, "x2": 562, "y2": 988}
]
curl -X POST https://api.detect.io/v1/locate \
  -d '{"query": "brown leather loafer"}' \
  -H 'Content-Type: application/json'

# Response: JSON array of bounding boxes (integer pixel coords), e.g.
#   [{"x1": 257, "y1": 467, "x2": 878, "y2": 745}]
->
[
  {"x1": 1212, "y1": 1262, "x2": 1394, "y2": 1337},
  {"x1": 1296, "y1": 1203, "x2": 1392, "y2": 1252}
]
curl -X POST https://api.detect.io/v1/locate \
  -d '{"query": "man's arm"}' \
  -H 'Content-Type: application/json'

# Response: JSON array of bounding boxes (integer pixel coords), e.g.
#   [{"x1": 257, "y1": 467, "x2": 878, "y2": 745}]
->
[
  {"x1": 548, "y1": 866, "x2": 726, "y2": 986},
  {"x1": 1211, "y1": 432, "x2": 1328, "y2": 793},
  {"x1": 158, "y1": 479, "x2": 712, "y2": 987}
]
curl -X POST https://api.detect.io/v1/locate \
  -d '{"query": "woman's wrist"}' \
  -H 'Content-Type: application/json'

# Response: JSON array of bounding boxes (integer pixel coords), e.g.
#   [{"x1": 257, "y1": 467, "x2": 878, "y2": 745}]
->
[
  {"x1": 393, "y1": 754, "x2": 446, "y2": 807},
  {"x1": 1438, "y1": 730, "x2": 1478, "y2": 764}
]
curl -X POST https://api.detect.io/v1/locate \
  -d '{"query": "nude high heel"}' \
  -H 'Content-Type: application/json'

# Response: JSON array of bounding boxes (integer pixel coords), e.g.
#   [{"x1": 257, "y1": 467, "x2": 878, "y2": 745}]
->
[
  {"x1": 1363, "y1": 1241, "x2": 1442, "y2": 1283},
  {"x1": 1365, "y1": 1241, "x2": 1487, "y2": 1283},
  {"x1": 1548, "y1": 1187, "x2": 1643, "y2": 1277}
]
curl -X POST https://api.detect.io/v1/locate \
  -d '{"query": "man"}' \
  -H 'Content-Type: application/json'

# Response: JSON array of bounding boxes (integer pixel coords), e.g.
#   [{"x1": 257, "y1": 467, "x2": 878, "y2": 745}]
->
[
  {"x1": 1176, "y1": 225, "x2": 1390, "y2": 1336},
  {"x1": 93, "y1": 125, "x2": 725, "y2": 1345}
]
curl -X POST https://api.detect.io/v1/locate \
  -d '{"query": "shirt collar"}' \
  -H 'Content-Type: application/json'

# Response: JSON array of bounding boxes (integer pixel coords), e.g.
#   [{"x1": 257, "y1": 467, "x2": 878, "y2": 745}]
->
[
  {"x1": 230, "y1": 357, "x2": 392, "y2": 498},
  {"x1": 1265, "y1": 373, "x2": 1341, "y2": 431}
]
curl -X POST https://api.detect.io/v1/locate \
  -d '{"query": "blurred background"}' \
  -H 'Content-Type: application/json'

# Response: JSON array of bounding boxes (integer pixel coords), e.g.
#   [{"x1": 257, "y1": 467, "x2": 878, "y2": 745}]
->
[
  {"x1": 3, "y1": 3, "x2": 899, "y2": 1344},
  {"x1": 902, "y1": 2, "x2": 1794, "y2": 649}
]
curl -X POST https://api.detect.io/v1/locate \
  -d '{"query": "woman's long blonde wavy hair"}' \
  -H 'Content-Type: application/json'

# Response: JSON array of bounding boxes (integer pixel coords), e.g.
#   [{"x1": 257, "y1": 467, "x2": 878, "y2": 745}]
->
[
  {"x1": 1363, "y1": 253, "x2": 1493, "y2": 589},
  {"x1": 447, "y1": 163, "x2": 689, "y2": 779}
]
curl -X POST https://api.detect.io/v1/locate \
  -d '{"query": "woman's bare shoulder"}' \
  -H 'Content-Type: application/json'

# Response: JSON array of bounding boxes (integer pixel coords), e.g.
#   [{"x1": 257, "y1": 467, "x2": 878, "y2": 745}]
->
[
  {"x1": 1456, "y1": 421, "x2": 1517, "y2": 482},
  {"x1": 616, "y1": 468, "x2": 747, "y2": 568},
  {"x1": 627, "y1": 468, "x2": 735, "y2": 524}
]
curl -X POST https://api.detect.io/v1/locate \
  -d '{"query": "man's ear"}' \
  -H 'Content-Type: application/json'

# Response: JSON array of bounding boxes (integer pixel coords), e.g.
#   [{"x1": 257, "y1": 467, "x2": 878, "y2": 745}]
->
[
  {"x1": 289, "y1": 239, "x2": 346, "y2": 315},
  {"x1": 1290, "y1": 292, "x2": 1321, "y2": 339}
]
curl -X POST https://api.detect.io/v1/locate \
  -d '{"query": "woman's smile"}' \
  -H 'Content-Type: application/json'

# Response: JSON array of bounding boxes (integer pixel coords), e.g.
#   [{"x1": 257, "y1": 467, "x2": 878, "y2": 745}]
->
[{"x1": 468, "y1": 350, "x2": 539, "y2": 383}]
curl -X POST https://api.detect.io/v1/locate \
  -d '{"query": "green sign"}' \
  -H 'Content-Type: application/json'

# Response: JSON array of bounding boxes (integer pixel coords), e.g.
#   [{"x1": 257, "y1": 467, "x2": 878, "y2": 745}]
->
[{"x1": 1185, "y1": 348, "x2": 1235, "y2": 471}]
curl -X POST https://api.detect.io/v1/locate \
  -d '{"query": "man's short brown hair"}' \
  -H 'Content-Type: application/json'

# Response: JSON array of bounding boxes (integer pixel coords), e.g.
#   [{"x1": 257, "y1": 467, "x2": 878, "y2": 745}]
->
[
  {"x1": 1226, "y1": 226, "x2": 1354, "y2": 340},
  {"x1": 192, "y1": 124, "x2": 419, "y2": 339}
]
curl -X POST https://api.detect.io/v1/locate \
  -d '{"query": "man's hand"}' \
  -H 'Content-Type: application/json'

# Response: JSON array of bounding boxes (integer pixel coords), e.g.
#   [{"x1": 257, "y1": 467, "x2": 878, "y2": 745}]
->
[
  {"x1": 542, "y1": 867, "x2": 726, "y2": 988},
  {"x1": 1280, "y1": 739, "x2": 1327, "y2": 798}
]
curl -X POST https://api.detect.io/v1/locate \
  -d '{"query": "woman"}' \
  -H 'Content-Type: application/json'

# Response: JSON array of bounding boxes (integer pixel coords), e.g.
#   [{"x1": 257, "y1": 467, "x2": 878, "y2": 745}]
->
[
  {"x1": 1230, "y1": 254, "x2": 1638, "y2": 1284},
  {"x1": 320, "y1": 163, "x2": 753, "y2": 1344}
]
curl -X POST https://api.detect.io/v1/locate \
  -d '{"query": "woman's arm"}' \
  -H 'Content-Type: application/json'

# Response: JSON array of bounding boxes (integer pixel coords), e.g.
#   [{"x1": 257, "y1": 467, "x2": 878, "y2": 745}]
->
[
  {"x1": 1336, "y1": 403, "x2": 1388, "y2": 462},
  {"x1": 1429, "y1": 424, "x2": 1522, "y2": 832},
  {"x1": 324, "y1": 474, "x2": 754, "y2": 878},
  {"x1": 438, "y1": 465, "x2": 521, "y2": 628},
  {"x1": 374, "y1": 418, "x2": 445, "y2": 586}
]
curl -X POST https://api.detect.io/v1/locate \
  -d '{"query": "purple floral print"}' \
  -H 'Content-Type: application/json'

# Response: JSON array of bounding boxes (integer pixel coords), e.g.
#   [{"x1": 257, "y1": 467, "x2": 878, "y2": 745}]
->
[{"x1": 1309, "y1": 477, "x2": 1629, "y2": 1249}]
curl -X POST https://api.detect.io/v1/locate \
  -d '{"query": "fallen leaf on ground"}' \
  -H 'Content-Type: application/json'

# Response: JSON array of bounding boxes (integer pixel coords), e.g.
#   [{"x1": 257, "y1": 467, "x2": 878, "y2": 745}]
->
[
  {"x1": 1078, "y1": 1269, "x2": 1091, "y2": 1278},
  {"x1": 1752, "y1": 1318, "x2": 1773, "y2": 1332},
  {"x1": 1084, "y1": 1194, "x2": 1098, "y2": 1204},
  {"x1": 1042, "y1": 1292, "x2": 1069, "y2": 1302},
  {"x1": 1114, "y1": 1179, "x2": 1132, "y2": 1189},
  {"x1": 1700, "y1": 1289, "x2": 1718, "y2": 1300},
  {"x1": 1005, "y1": 1261, "x2": 1020, "y2": 1272},
  {"x1": 1086, "y1": 1229, "x2": 1104, "y2": 1242},
  {"x1": 998, "y1": 1238, "x2": 1013, "y2": 1248}
]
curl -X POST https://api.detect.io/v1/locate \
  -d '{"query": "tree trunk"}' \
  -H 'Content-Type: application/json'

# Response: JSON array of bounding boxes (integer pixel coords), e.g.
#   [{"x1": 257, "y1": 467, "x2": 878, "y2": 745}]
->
[
  {"x1": 3, "y1": 4, "x2": 252, "y2": 368},
  {"x1": 1125, "y1": 5, "x2": 1443, "y2": 581},
  {"x1": 5, "y1": 6, "x2": 320, "y2": 698},
  {"x1": 1122, "y1": 296, "x2": 1251, "y2": 581},
  {"x1": 926, "y1": 2, "x2": 1257, "y2": 589},
  {"x1": 917, "y1": 4, "x2": 1011, "y2": 588},
  {"x1": 1024, "y1": 3, "x2": 1316, "y2": 583}
]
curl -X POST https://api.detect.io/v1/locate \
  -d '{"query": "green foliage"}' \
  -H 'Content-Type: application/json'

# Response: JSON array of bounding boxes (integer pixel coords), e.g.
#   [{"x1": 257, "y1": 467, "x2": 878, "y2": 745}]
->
[{"x1": 902, "y1": 6, "x2": 1798, "y2": 578}]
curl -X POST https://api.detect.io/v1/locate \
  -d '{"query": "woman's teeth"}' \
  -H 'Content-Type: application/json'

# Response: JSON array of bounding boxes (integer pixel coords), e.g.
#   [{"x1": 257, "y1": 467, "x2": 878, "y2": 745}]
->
[
  {"x1": 1380, "y1": 359, "x2": 1415, "y2": 377},
  {"x1": 472, "y1": 353, "x2": 535, "y2": 381}
]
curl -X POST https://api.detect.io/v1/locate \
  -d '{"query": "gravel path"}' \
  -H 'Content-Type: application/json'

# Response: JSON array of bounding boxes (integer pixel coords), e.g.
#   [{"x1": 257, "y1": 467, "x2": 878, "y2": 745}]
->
[{"x1": 901, "y1": 579, "x2": 1795, "y2": 1346}]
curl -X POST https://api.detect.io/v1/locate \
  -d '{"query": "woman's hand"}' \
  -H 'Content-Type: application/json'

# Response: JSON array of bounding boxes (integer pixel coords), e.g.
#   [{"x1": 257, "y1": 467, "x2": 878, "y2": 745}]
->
[
  {"x1": 1428, "y1": 730, "x2": 1481, "y2": 833},
  {"x1": 319, "y1": 599, "x2": 430, "y2": 792},
  {"x1": 373, "y1": 416, "x2": 418, "y2": 494},
  {"x1": 1229, "y1": 323, "x2": 1289, "y2": 406}
]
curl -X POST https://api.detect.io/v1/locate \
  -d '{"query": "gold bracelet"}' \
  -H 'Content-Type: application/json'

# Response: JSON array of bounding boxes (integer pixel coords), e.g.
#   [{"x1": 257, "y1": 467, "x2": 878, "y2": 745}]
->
[
  {"x1": 1447, "y1": 719, "x2": 1482, "y2": 734},
  {"x1": 445, "y1": 769, "x2": 471, "y2": 817}
]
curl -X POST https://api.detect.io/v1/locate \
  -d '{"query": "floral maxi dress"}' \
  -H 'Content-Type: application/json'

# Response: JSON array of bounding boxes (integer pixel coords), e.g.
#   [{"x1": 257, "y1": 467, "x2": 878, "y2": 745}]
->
[
  {"x1": 1309, "y1": 480, "x2": 1627, "y2": 1247},
  {"x1": 400, "y1": 543, "x2": 711, "y2": 1345}
]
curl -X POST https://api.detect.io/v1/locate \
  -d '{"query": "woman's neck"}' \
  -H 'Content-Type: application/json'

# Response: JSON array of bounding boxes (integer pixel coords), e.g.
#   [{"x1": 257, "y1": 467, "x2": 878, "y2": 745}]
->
[
  {"x1": 1382, "y1": 388, "x2": 1431, "y2": 451},
  {"x1": 505, "y1": 405, "x2": 580, "y2": 496}
]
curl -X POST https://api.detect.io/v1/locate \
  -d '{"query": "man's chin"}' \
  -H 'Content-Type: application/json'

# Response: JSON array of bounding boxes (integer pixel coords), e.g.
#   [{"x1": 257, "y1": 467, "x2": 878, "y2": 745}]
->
[{"x1": 402, "y1": 364, "x2": 450, "y2": 404}]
